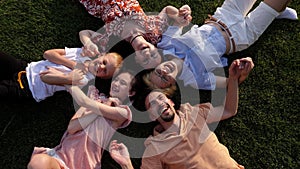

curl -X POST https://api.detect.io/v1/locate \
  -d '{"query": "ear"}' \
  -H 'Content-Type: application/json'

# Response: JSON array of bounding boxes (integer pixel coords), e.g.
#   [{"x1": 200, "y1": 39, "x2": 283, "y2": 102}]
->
[{"x1": 128, "y1": 91, "x2": 136, "y2": 97}]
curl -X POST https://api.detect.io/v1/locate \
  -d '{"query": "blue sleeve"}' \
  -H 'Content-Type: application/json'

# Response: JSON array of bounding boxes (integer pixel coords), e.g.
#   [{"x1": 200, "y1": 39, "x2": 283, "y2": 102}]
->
[{"x1": 157, "y1": 26, "x2": 182, "y2": 56}]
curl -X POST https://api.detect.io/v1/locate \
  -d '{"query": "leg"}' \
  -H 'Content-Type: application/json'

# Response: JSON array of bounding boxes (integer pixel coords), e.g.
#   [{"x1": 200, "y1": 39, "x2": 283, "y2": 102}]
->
[
  {"x1": 264, "y1": 0, "x2": 291, "y2": 12},
  {"x1": 27, "y1": 154, "x2": 61, "y2": 169}
]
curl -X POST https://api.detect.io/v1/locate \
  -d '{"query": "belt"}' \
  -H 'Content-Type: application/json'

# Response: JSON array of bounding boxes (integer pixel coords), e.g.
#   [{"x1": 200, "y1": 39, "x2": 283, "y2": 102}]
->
[
  {"x1": 17, "y1": 71, "x2": 26, "y2": 89},
  {"x1": 205, "y1": 14, "x2": 236, "y2": 54}
]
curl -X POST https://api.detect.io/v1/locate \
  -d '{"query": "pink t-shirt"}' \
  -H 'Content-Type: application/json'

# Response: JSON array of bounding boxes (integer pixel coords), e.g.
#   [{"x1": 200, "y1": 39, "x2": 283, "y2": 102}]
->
[
  {"x1": 141, "y1": 103, "x2": 243, "y2": 169},
  {"x1": 31, "y1": 105, "x2": 132, "y2": 169}
]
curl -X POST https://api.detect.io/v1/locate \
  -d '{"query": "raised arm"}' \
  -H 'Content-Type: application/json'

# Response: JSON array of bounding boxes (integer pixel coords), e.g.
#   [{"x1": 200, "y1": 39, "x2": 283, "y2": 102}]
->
[
  {"x1": 66, "y1": 85, "x2": 128, "y2": 125},
  {"x1": 79, "y1": 30, "x2": 101, "y2": 57},
  {"x1": 160, "y1": 5, "x2": 192, "y2": 27},
  {"x1": 207, "y1": 58, "x2": 254, "y2": 123},
  {"x1": 43, "y1": 49, "x2": 76, "y2": 69}
]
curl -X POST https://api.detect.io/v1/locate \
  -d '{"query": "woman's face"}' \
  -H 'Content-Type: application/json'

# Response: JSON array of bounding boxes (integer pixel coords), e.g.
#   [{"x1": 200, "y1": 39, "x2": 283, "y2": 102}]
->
[
  {"x1": 110, "y1": 72, "x2": 133, "y2": 102},
  {"x1": 134, "y1": 41, "x2": 162, "y2": 69}
]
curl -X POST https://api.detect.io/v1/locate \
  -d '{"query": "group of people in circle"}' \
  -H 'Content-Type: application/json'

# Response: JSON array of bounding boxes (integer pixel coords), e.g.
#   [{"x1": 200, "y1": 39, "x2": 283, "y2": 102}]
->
[{"x1": 1, "y1": 0, "x2": 297, "y2": 168}]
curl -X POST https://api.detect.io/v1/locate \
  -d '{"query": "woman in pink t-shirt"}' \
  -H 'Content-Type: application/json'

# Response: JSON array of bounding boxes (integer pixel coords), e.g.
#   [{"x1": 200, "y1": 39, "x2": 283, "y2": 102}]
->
[{"x1": 27, "y1": 70, "x2": 136, "y2": 169}]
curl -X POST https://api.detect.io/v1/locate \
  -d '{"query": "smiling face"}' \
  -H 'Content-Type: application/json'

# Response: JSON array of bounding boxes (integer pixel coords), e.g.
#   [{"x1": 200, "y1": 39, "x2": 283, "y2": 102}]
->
[
  {"x1": 145, "y1": 91, "x2": 176, "y2": 122},
  {"x1": 148, "y1": 60, "x2": 178, "y2": 89},
  {"x1": 109, "y1": 72, "x2": 134, "y2": 102},
  {"x1": 134, "y1": 41, "x2": 162, "y2": 69},
  {"x1": 88, "y1": 53, "x2": 120, "y2": 79}
]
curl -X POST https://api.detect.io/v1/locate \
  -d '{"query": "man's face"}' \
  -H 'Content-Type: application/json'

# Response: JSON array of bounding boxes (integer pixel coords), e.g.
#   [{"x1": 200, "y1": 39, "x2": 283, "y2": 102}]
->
[
  {"x1": 135, "y1": 42, "x2": 162, "y2": 69},
  {"x1": 88, "y1": 54, "x2": 118, "y2": 79},
  {"x1": 145, "y1": 91, "x2": 176, "y2": 122},
  {"x1": 148, "y1": 60, "x2": 178, "y2": 89}
]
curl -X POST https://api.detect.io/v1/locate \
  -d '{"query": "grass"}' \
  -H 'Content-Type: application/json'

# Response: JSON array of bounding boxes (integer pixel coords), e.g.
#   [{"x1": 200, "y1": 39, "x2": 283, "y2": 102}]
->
[{"x1": 0, "y1": 0, "x2": 299, "y2": 168}]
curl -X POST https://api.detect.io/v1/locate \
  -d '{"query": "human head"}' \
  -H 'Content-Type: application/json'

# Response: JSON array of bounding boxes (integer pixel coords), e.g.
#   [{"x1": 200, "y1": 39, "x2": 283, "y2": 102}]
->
[
  {"x1": 145, "y1": 90, "x2": 177, "y2": 122},
  {"x1": 130, "y1": 69, "x2": 180, "y2": 112},
  {"x1": 131, "y1": 35, "x2": 162, "y2": 69},
  {"x1": 88, "y1": 52, "x2": 123, "y2": 79},
  {"x1": 146, "y1": 60, "x2": 179, "y2": 89},
  {"x1": 109, "y1": 70, "x2": 136, "y2": 103}
]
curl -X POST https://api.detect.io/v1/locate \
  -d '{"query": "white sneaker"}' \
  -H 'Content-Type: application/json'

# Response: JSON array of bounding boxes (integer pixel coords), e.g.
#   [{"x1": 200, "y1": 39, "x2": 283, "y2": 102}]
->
[{"x1": 276, "y1": 7, "x2": 298, "y2": 20}]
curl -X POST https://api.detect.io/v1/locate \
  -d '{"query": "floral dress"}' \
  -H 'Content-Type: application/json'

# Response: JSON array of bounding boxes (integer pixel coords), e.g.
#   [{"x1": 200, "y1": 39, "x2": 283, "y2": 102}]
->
[{"x1": 79, "y1": 0, "x2": 170, "y2": 53}]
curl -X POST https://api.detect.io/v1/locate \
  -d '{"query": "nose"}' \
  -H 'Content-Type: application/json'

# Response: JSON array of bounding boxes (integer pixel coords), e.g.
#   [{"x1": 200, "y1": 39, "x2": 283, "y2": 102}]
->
[
  {"x1": 157, "y1": 68, "x2": 167, "y2": 76},
  {"x1": 99, "y1": 64, "x2": 105, "y2": 71}
]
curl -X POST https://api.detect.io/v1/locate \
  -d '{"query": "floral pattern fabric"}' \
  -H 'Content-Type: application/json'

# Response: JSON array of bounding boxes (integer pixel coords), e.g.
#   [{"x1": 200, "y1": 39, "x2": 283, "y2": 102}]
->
[{"x1": 79, "y1": 0, "x2": 169, "y2": 53}]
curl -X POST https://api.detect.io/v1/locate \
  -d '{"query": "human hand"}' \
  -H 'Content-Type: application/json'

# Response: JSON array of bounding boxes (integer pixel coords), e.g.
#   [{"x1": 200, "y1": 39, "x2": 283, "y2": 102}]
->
[
  {"x1": 81, "y1": 41, "x2": 100, "y2": 57},
  {"x1": 229, "y1": 57, "x2": 254, "y2": 83},
  {"x1": 237, "y1": 57, "x2": 255, "y2": 84},
  {"x1": 39, "y1": 66, "x2": 65, "y2": 77},
  {"x1": 68, "y1": 69, "x2": 85, "y2": 85},
  {"x1": 106, "y1": 97, "x2": 122, "y2": 106},
  {"x1": 174, "y1": 5, "x2": 192, "y2": 27},
  {"x1": 74, "y1": 62, "x2": 88, "y2": 74},
  {"x1": 87, "y1": 85, "x2": 101, "y2": 101},
  {"x1": 109, "y1": 140, "x2": 132, "y2": 167}
]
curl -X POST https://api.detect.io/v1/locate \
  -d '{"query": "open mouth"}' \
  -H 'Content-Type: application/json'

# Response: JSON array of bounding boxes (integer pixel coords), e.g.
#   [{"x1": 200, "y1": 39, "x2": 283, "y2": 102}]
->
[
  {"x1": 111, "y1": 85, "x2": 119, "y2": 93},
  {"x1": 159, "y1": 103, "x2": 170, "y2": 115}
]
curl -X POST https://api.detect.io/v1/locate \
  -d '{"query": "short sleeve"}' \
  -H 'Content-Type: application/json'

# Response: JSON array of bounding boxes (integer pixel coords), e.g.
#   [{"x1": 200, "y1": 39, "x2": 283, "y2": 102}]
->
[
  {"x1": 117, "y1": 105, "x2": 132, "y2": 128},
  {"x1": 141, "y1": 154, "x2": 164, "y2": 169}
]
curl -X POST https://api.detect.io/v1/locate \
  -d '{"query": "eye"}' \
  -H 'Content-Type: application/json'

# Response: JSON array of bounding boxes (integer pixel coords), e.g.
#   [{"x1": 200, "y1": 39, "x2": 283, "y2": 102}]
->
[
  {"x1": 158, "y1": 94, "x2": 164, "y2": 101},
  {"x1": 142, "y1": 58, "x2": 149, "y2": 65},
  {"x1": 103, "y1": 60, "x2": 107, "y2": 65},
  {"x1": 120, "y1": 80, "x2": 127, "y2": 86}
]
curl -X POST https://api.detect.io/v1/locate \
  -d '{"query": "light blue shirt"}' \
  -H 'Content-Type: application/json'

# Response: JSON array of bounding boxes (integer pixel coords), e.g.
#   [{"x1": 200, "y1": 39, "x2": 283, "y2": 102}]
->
[{"x1": 157, "y1": 25, "x2": 227, "y2": 90}]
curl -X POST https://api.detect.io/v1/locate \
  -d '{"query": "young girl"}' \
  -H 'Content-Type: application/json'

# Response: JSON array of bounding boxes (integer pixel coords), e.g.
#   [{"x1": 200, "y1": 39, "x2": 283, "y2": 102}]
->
[
  {"x1": 27, "y1": 70, "x2": 135, "y2": 169},
  {"x1": 0, "y1": 48, "x2": 122, "y2": 102}
]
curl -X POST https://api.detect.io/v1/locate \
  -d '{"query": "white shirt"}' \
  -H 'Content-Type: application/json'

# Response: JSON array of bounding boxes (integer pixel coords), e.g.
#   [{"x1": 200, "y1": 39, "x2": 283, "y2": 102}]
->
[{"x1": 26, "y1": 47, "x2": 94, "y2": 102}]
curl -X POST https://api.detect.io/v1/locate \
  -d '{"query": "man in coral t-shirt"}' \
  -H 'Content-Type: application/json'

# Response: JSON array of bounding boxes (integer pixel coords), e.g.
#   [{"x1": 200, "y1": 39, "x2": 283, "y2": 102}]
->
[{"x1": 109, "y1": 58, "x2": 254, "y2": 169}]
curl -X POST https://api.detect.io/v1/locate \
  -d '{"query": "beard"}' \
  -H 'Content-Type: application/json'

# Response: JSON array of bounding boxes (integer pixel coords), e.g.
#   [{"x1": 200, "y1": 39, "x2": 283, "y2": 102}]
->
[{"x1": 160, "y1": 113, "x2": 175, "y2": 122}]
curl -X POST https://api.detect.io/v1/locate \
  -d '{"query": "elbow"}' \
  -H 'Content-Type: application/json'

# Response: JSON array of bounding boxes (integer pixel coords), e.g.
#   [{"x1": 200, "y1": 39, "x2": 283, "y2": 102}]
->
[{"x1": 43, "y1": 49, "x2": 55, "y2": 60}]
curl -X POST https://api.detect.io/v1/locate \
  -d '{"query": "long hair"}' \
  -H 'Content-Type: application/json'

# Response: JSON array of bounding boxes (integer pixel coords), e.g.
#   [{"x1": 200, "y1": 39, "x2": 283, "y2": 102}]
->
[{"x1": 130, "y1": 69, "x2": 181, "y2": 112}]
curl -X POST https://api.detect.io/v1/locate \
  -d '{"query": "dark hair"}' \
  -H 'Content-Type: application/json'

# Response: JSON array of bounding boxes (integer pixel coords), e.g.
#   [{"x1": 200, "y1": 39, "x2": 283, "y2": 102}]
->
[{"x1": 130, "y1": 69, "x2": 181, "y2": 112}]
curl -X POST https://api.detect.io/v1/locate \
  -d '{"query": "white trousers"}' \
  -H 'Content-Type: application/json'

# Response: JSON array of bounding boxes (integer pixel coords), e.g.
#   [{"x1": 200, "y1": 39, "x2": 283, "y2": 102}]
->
[{"x1": 213, "y1": 0, "x2": 279, "y2": 52}]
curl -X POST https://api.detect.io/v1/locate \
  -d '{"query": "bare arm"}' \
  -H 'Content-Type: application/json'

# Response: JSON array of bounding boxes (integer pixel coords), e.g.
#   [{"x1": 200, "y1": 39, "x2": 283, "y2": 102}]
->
[
  {"x1": 66, "y1": 85, "x2": 128, "y2": 125},
  {"x1": 79, "y1": 30, "x2": 101, "y2": 57},
  {"x1": 67, "y1": 107, "x2": 98, "y2": 134},
  {"x1": 43, "y1": 49, "x2": 76, "y2": 69},
  {"x1": 207, "y1": 59, "x2": 243, "y2": 123},
  {"x1": 40, "y1": 67, "x2": 84, "y2": 86}
]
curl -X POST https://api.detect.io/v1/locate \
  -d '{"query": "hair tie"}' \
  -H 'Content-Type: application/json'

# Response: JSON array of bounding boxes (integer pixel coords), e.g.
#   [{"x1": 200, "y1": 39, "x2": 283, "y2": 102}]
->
[{"x1": 130, "y1": 34, "x2": 143, "y2": 44}]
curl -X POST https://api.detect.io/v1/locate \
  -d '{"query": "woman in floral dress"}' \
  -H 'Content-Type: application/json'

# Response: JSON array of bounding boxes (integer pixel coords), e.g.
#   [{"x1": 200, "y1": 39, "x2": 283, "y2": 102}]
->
[{"x1": 79, "y1": 0, "x2": 192, "y2": 69}]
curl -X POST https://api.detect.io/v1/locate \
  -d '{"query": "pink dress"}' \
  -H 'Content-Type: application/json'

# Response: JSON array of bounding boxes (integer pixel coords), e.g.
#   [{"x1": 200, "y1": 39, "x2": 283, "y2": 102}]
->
[
  {"x1": 31, "y1": 97, "x2": 132, "y2": 169},
  {"x1": 79, "y1": 0, "x2": 170, "y2": 53}
]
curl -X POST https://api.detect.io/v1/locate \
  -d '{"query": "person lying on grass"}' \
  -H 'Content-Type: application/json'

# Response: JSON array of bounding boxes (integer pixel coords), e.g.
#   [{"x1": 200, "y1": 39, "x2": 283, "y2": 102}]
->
[
  {"x1": 0, "y1": 48, "x2": 122, "y2": 102},
  {"x1": 27, "y1": 70, "x2": 135, "y2": 169}
]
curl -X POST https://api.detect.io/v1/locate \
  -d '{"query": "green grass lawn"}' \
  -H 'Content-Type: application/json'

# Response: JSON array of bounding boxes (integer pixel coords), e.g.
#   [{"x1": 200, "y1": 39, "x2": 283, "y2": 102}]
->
[{"x1": 0, "y1": 0, "x2": 299, "y2": 168}]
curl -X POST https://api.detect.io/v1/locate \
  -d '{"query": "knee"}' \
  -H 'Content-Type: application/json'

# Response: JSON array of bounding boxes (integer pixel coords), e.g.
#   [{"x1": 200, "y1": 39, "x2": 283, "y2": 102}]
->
[
  {"x1": 264, "y1": 0, "x2": 291, "y2": 12},
  {"x1": 27, "y1": 154, "x2": 50, "y2": 169}
]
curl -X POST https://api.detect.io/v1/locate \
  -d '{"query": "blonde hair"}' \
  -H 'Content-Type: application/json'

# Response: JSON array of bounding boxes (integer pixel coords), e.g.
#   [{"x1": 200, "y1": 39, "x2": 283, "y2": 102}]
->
[{"x1": 107, "y1": 52, "x2": 123, "y2": 68}]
